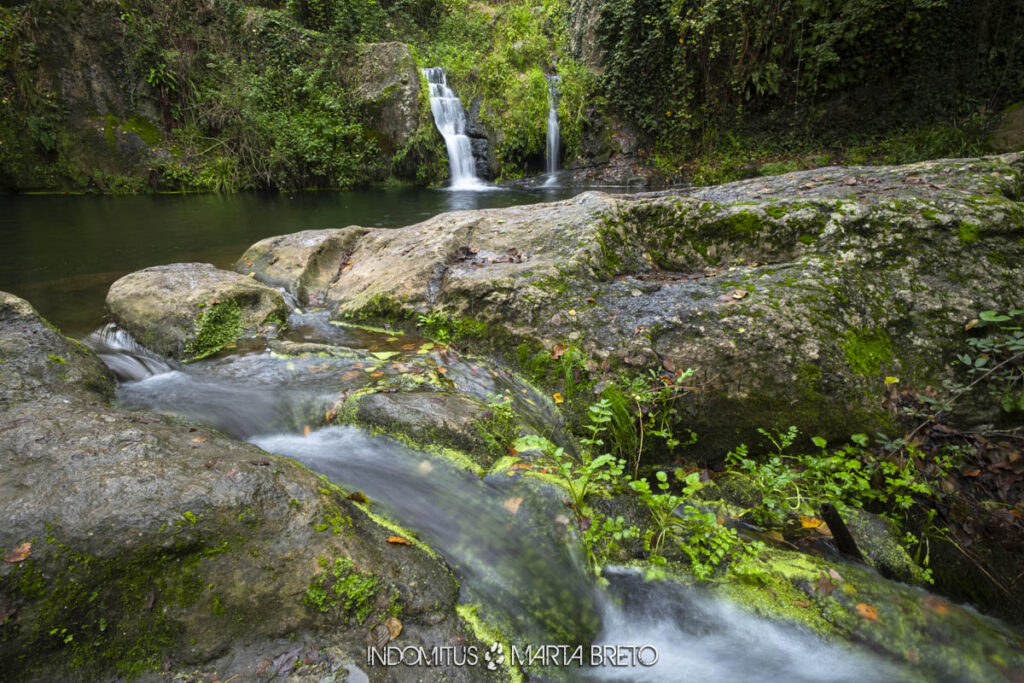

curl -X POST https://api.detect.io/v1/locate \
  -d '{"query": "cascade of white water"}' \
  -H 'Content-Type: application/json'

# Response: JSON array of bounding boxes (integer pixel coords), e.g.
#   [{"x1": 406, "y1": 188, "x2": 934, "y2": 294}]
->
[
  {"x1": 545, "y1": 75, "x2": 561, "y2": 183},
  {"x1": 422, "y1": 67, "x2": 485, "y2": 190}
]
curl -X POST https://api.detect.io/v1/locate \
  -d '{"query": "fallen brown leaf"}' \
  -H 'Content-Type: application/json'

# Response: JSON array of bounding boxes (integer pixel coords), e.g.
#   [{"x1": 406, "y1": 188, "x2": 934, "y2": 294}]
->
[
  {"x1": 3, "y1": 542, "x2": 31, "y2": 563},
  {"x1": 922, "y1": 595, "x2": 950, "y2": 615},
  {"x1": 385, "y1": 616, "x2": 403, "y2": 640},
  {"x1": 347, "y1": 491, "x2": 371, "y2": 504},
  {"x1": 503, "y1": 497, "x2": 524, "y2": 514},
  {"x1": 813, "y1": 571, "x2": 837, "y2": 597},
  {"x1": 387, "y1": 536, "x2": 412, "y2": 546}
]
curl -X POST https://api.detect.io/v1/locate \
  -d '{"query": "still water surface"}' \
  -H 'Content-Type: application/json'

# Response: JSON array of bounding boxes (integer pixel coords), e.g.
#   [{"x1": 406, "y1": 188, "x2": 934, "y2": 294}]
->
[{"x1": 0, "y1": 185, "x2": 579, "y2": 335}]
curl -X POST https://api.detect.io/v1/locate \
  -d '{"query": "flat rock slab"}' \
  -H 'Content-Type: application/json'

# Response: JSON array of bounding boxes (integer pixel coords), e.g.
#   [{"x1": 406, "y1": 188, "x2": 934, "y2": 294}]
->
[{"x1": 107, "y1": 263, "x2": 288, "y2": 361}]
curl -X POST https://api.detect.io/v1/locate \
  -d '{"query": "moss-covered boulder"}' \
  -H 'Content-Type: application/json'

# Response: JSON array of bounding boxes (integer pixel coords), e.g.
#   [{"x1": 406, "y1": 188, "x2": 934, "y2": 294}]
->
[
  {"x1": 0, "y1": 292, "x2": 482, "y2": 681},
  {"x1": 237, "y1": 153, "x2": 1024, "y2": 456},
  {"x1": 106, "y1": 263, "x2": 288, "y2": 361},
  {"x1": 342, "y1": 42, "x2": 423, "y2": 157}
]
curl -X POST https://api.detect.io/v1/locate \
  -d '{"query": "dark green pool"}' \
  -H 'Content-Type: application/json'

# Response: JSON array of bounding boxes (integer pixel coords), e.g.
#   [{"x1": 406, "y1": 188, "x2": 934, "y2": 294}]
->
[{"x1": 0, "y1": 184, "x2": 580, "y2": 336}]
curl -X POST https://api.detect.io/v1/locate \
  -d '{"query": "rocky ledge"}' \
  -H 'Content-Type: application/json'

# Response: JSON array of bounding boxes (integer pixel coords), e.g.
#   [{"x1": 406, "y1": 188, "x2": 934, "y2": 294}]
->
[
  {"x1": 234, "y1": 153, "x2": 1024, "y2": 454},
  {"x1": 0, "y1": 292, "x2": 485, "y2": 682}
]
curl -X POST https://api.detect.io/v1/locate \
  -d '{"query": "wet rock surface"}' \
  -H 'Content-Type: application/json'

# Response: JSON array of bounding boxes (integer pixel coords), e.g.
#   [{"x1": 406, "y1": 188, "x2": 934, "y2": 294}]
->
[
  {"x1": 0, "y1": 293, "x2": 482, "y2": 682},
  {"x1": 237, "y1": 153, "x2": 1024, "y2": 455},
  {"x1": 106, "y1": 263, "x2": 288, "y2": 361}
]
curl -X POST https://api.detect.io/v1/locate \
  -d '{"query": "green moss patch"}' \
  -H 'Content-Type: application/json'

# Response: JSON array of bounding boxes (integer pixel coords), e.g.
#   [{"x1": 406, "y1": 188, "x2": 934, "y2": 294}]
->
[
  {"x1": 304, "y1": 556, "x2": 379, "y2": 624},
  {"x1": 185, "y1": 300, "x2": 243, "y2": 360},
  {"x1": 1, "y1": 540, "x2": 206, "y2": 678},
  {"x1": 840, "y1": 329, "x2": 893, "y2": 377}
]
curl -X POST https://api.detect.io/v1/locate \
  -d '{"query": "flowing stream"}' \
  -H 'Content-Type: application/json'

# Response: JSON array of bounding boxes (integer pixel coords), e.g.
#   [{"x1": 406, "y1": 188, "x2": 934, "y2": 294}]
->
[
  {"x1": 423, "y1": 67, "x2": 486, "y2": 191},
  {"x1": 86, "y1": 312, "x2": 906, "y2": 681}
]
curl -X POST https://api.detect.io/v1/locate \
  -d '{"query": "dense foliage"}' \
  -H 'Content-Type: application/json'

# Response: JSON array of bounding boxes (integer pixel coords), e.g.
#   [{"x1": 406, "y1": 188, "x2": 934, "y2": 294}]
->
[
  {"x1": 598, "y1": 0, "x2": 1024, "y2": 169},
  {"x1": 0, "y1": 0, "x2": 448, "y2": 191},
  {"x1": 1, "y1": 0, "x2": 1022, "y2": 191}
]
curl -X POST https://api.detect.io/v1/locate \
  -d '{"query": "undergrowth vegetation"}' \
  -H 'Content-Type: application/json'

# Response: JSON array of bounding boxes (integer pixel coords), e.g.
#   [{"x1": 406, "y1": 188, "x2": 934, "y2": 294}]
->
[
  {"x1": 598, "y1": 0, "x2": 1023, "y2": 178},
  {"x1": 508, "y1": 310, "x2": 1023, "y2": 589}
]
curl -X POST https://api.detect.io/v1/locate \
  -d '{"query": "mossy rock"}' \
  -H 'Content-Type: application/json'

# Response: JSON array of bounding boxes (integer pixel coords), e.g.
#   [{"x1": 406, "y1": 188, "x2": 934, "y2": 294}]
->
[
  {"x1": 237, "y1": 153, "x2": 1024, "y2": 456},
  {"x1": 0, "y1": 291, "x2": 479, "y2": 681},
  {"x1": 106, "y1": 263, "x2": 288, "y2": 361}
]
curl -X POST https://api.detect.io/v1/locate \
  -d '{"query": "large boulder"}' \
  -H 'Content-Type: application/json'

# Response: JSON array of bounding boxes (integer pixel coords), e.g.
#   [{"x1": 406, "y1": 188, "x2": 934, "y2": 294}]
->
[
  {"x1": 106, "y1": 263, "x2": 288, "y2": 361},
  {"x1": 342, "y1": 42, "x2": 423, "y2": 156},
  {"x1": 236, "y1": 153, "x2": 1024, "y2": 455},
  {"x1": 0, "y1": 292, "x2": 480, "y2": 681},
  {"x1": 0, "y1": 292, "x2": 114, "y2": 407}
]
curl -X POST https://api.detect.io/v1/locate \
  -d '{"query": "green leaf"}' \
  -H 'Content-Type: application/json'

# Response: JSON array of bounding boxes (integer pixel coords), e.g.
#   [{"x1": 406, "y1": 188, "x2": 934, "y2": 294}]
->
[
  {"x1": 979, "y1": 310, "x2": 1010, "y2": 322},
  {"x1": 811, "y1": 436, "x2": 827, "y2": 449},
  {"x1": 371, "y1": 351, "x2": 398, "y2": 361}
]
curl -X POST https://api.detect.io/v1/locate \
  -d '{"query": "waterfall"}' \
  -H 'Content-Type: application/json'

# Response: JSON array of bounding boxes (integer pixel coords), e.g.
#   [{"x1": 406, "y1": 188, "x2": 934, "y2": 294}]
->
[
  {"x1": 422, "y1": 67, "x2": 485, "y2": 190},
  {"x1": 545, "y1": 75, "x2": 561, "y2": 185}
]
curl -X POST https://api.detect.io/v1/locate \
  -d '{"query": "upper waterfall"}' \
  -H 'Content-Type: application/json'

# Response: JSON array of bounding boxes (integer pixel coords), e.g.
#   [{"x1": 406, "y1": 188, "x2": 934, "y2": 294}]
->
[
  {"x1": 422, "y1": 67, "x2": 486, "y2": 191},
  {"x1": 545, "y1": 75, "x2": 561, "y2": 185}
]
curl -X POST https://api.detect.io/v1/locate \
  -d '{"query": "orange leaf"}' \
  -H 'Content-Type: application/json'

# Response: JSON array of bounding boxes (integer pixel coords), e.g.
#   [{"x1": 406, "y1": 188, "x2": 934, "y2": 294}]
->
[
  {"x1": 550, "y1": 344, "x2": 566, "y2": 360},
  {"x1": 387, "y1": 536, "x2": 412, "y2": 546},
  {"x1": 922, "y1": 595, "x2": 950, "y2": 615},
  {"x1": 303, "y1": 425, "x2": 312, "y2": 436},
  {"x1": 190, "y1": 436, "x2": 208, "y2": 443},
  {"x1": 437, "y1": 367, "x2": 448, "y2": 374},
  {"x1": 963, "y1": 467, "x2": 981, "y2": 477},
  {"x1": 856, "y1": 603, "x2": 879, "y2": 621},
  {"x1": 341, "y1": 370, "x2": 360, "y2": 381},
  {"x1": 793, "y1": 600, "x2": 810, "y2": 608},
  {"x1": 509, "y1": 463, "x2": 533, "y2": 471},
  {"x1": 503, "y1": 497, "x2": 524, "y2": 514},
  {"x1": 553, "y1": 392, "x2": 564, "y2": 404},
  {"x1": 3, "y1": 542, "x2": 31, "y2": 563},
  {"x1": 800, "y1": 515, "x2": 823, "y2": 529},
  {"x1": 385, "y1": 616, "x2": 403, "y2": 640},
  {"x1": 370, "y1": 371, "x2": 385, "y2": 378}
]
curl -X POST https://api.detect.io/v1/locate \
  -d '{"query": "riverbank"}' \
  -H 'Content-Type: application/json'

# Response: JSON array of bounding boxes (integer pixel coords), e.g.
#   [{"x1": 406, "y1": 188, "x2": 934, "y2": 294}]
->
[{"x1": 4, "y1": 152, "x2": 1022, "y2": 680}]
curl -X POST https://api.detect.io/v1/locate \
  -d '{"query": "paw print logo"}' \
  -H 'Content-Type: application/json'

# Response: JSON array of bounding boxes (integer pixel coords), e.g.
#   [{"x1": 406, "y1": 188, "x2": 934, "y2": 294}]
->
[{"x1": 484, "y1": 641, "x2": 505, "y2": 671}]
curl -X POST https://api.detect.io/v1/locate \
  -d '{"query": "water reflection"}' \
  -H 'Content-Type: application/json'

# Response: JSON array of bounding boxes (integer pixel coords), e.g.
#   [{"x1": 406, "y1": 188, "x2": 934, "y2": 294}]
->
[{"x1": 0, "y1": 185, "x2": 584, "y2": 336}]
